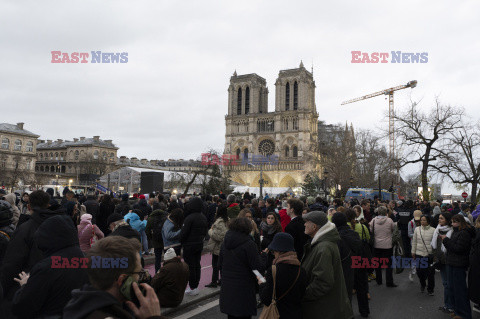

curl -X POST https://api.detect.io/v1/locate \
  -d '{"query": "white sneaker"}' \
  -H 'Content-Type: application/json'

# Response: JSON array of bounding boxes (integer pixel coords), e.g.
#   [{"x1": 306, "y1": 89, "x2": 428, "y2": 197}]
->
[
  {"x1": 408, "y1": 272, "x2": 414, "y2": 282},
  {"x1": 186, "y1": 288, "x2": 199, "y2": 296},
  {"x1": 184, "y1": 287, "x2": 191, "y2": 294}
]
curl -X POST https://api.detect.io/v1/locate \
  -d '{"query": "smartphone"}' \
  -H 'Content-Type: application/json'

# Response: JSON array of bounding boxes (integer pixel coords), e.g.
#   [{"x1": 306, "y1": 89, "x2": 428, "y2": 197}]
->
[{"x1": 253, "y1": 270, "x2": 266, "y2": 283}]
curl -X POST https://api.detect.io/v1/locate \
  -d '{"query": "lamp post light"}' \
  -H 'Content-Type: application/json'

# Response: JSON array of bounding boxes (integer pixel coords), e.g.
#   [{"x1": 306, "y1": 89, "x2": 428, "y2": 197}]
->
[{"x1": 248, "y1": 162, "x2": 267, "y2": 199}]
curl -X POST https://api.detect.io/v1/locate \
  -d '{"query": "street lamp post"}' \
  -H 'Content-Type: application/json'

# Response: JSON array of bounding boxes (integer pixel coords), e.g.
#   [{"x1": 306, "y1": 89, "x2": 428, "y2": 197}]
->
[
  {"x1": 248, "y1": 162, "x2": 266, "y2": 199},
  {"x1": 350, "y1": 176, "x2": 353, "y2": 188},
  {"x1": 323, "y1": 169, "x2": 329, "y2": 200}
]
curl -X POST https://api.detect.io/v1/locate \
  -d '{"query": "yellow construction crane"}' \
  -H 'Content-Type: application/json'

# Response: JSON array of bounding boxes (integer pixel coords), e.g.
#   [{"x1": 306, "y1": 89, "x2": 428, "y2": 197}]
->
[{"x1": 341, "y1": 80, "x2": 417, "y2": 180}]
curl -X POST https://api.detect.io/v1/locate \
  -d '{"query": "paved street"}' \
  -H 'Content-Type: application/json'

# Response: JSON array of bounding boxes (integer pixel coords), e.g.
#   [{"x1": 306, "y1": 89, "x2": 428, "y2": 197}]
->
[{"x1": 168, "y1": 266, "x2": 480, "y2": 319}]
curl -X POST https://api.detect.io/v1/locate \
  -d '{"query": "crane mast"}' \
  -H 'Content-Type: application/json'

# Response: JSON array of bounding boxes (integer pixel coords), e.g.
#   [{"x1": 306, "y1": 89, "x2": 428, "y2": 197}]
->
[{"x1": 342, "y1": 80, "x2": 417, "y2": 184}]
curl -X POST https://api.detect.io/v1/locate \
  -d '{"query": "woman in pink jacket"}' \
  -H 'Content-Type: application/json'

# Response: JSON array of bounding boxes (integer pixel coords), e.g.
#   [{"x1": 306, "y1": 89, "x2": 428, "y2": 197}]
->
[
  {"x1": 369, "y1": 205, "x2": 397, "y2": 287},
  {"x1": 77, "y1": 214, "x2": 104, "y2": 253}
]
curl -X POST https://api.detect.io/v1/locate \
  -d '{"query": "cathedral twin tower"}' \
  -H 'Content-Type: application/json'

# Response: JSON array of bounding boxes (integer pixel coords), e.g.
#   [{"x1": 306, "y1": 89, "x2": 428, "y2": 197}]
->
[{"x1": 224, "y1": 61, "x2": 320, "y2": 190}]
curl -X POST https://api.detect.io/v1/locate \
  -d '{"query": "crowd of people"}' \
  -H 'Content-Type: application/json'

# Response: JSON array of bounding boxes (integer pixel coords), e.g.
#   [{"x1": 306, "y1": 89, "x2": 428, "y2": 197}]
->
[{"x1": 0, "y1": 187, "x2": 479, "y2": 319}]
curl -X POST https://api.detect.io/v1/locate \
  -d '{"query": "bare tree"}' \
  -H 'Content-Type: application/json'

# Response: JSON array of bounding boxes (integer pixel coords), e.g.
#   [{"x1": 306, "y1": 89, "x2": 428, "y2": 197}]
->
[
  {"x1": 394, "y1": 99, "x2": 464, "y2": 201},
  {"x1": 436, "y1": 122, "x2": 480, "y2": 203}
]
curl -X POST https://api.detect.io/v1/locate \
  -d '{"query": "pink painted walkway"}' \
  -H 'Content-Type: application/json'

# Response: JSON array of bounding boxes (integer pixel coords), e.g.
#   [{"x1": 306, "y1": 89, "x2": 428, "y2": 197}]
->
[{"x1": 145, "y1": 253, "x2": 215, "y2": 291}]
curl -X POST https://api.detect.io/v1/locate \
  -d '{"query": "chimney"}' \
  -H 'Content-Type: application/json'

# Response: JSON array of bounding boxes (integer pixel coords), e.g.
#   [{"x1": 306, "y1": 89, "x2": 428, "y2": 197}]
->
[
  {"x1": 38, "y1": 140, "x2": 45, "y2": 144},
  {"x1": 57, "y1": 139, "x2": 63, "y2": 143},
  {"x1": 73, "y1": 138, "x2": 79, "y2": 142},
  {"x1": 47, "y1": 140, "x2": 52, "y2": 145},
  {"x1": 80, "y1": 137, "x2": 85, "y2": 141},
  {"x1": 16, "y1": 123, "x2": 24, "y2": 130},
  {"x1": 93, "y1": 136, "x2": 100, "y2": 141},
  {"x1": 105, "y1": 140, "x2": 112, "y2": 144}
]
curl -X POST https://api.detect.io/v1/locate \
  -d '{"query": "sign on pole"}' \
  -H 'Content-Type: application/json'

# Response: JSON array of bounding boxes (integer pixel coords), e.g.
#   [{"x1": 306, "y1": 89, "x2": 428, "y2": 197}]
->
[{"x1": 462, "y1": 192, "x2": 468, "y2": 202}]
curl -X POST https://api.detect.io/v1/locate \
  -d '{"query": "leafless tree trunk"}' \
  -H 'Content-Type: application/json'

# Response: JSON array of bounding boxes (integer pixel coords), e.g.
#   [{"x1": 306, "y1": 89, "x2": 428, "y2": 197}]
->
[{"x1": 394, "y1": 99, "x2": 464, "y2": 201}]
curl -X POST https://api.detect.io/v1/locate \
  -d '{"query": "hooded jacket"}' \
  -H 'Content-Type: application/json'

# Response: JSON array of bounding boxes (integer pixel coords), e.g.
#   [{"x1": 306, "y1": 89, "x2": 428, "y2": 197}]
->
[
  {"x1": 4, "y1": 193, "x2": 20, "y2": 226},
  {"x1": 180, "y1": 198, "x2": 207, "y2": 247},
  {"x1": 226, "y1": 203, "x2": 240, "y2": 219},
  {"x1": 77, "y1": 214, "x2": 104, "y2": 253},
  {"x1": 0, "y1": 205, "x2": 65, "y2": 298},
  {"x1": 219, "y1": 230, "x2": 263, "y2": 317},
  {"x1": 124, "y1": 212, "x2": 147, "y2": 234},
  {"x1": 301, "y1": 222, "x2": 353, "y2": 319},
  {"x1": 12, "y1": 215, "x2": 88, "y2": 318},
  {"x1": 369, "y1": 216, "x2": 395, "y2": 249},
  {"x1": 133, "y1": 198, "x2": 152, "y2": 220},
  {"x1": 64, "y1": 284, "x2": 167, "y2": 319},
  {"x1": 207, "y1": 217, "x2": 228, "y2": 255}
]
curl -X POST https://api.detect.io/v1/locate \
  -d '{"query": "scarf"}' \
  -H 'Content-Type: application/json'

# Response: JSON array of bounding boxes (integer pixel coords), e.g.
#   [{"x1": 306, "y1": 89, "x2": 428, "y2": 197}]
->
[
  {"x1": 273, "y1": 251, "x2": 300, "y2": 266},
  {"x1": 261, "y1": 222, "x2": 277, "y2": 235},
  {"x1": 431, "y1": 224, "x2": 452, "y2": 253},
  {"x1": 355, "y1": 207, "x2": 365, "y2": 221},
  {"x1": 112, "y1": 220, "x2": 129, "y2": 233}
]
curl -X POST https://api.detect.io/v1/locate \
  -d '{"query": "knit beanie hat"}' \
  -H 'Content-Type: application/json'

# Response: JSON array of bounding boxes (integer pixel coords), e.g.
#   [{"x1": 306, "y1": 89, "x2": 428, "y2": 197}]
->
[{"x1": 164, "y1": 248, "x2": 177, "y2": 261}]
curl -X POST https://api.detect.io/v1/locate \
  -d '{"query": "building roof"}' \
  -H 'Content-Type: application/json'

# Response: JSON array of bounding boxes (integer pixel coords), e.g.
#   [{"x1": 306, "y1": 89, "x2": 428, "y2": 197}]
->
[
  {"x1": 37, "y1": 137, "x2": 118, "y2": 150},
  {"x1": 0, "y1": 123, "x2": 39, "y2": 138}
]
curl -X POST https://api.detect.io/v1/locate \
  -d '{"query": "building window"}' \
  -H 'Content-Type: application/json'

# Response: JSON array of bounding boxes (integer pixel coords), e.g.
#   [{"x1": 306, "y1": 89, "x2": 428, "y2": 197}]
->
[
  {"x1": 93, "y1": 150, "x2": 99, "y2": 160},
  {"x1": 45, "y1": 152, "x2": 48, "y2": 159},
  {"x1": 293, "y1": 81, "x2": 298, "y2": 110},
  {"x1": 0, "y1": 158, "x2": 6, "y2": 168},
  {"x1": 61, "y1": 166, "x2": 66, "y2": 173},
  {"x1": 55, "y1": 152, "x2": 59, "y2": 160},
  {"x1": 14, "y1": 139, "x2": 22, "y2": 151},
  {"x1": 237, "y1": 88, "x2": 242, "y2": 115},
  {"x1": 45, "y1": 166, "x2": 49, "y2": 172},
  {"x1": 1, "y1": 138, "x2": 9, "y2": 150},
  {"x1": 74, "y1": 150, "x2": 79, "y2": 160},
  {"x1": 110, "y1": 153, "x2": 115, "y2": 162},
  {"x1": 50, "y1": 152, "x2": 53, "y2": 160},
  {"x1": 60, "y1": 153, "x2": 64, "y2": 160},
  {"x1": 285, "y1": 83, "x2": 290, "y2": 110},
  {"x1": 293, "y1": 146, "x2": 298, "y2": 158},
  {"x1": 285, "y1": 146, "x2": 289, "y2": 158},
  {"x1": 40, "y1": 153, "x2": 43, "y2": 160},
  {"x1": 40, "y1": 166, "x2": 44, "y2": 172},
  {"x1": 26, "y1": 161, "x2": 31, "y2": 170},
  {"x1": 236, "y1": 148, "x2": 240, "y2": 158},
  {"x1": 26, "y1": 141, "x2": 33, "y2": 152},
  {"x1": 50, "y1": 165, "x2": 55, "y2": 172},
  {"x1": 102, "y1": 152, "x2": 107, "y2": 161},
  {"x1": 243, "y1": 148, "x2": 248, "y2": 159},
  {"x1": 245, "y1": 87, "x2": 250, "y2": 114}
]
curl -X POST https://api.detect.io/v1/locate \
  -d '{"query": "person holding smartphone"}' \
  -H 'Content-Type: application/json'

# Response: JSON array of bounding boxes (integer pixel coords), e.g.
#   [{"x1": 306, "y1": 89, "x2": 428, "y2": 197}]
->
[{"x1": 63, "y1": 236, "x2": 166, "y2": 319}]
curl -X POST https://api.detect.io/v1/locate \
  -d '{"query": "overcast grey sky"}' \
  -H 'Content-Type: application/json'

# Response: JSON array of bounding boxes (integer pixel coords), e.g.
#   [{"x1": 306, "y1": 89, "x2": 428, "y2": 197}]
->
[{"x1": 1, "y1": 0, "x2": 479, "y2": 194}]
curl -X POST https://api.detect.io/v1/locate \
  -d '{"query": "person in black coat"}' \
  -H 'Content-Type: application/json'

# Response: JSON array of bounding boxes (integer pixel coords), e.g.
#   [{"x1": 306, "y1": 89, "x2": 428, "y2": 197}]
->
[
  {"x1": 98, "y1": 194, "x2": 115, "y2": 235},
  {"x1": 180, "y1": 197, "x2": 208, "y2": 294},
  {"x1": 259, "y1": 233, "x2": 307, "y2": 319},
  {"x1": 83, "y1": 194, "x2": 99, "y2": 224},
  {"x1": 469, "y1": 221, "x2": 480, "y2": 309},
  {"x1": 107, "y1": 213, "x2": 142, "y2": 243},
  {"x1": 0, "y1": 190, "x2": 65, "y2": 299},
  {"x1": 441, "y1": 214, "x2": 476, "y2": 319},
  {"x1": 0, "y1": 200, "x2": 15, "y2": 265},
  {"x1": 114, "y1": 193, "x2": 131, "y2": 216},
  {"x1": 331, "y1": 212, "x2": 363, "y2": 304},
  {"x1": 133, "y1": 196, "x2": 152, "y2": 219},
  {"x1": 12, "y1": 215, "x2": 88, "y2": 318},
  {"x1": 219, "y1": 217, "x2": 263, "y2": 319},
  {"x1": 284, "y1": 198, "x2": 309, "y2": 260}
]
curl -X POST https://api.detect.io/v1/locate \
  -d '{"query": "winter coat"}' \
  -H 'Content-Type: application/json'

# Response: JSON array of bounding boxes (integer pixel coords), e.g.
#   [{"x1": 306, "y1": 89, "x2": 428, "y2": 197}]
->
[
  {"x1": 77, "y1": 214, "x2": 104, "y2": 253},
  {"x1": 114, "y1": 200, "x2": 131, "y2": 216},
  {"x1": 207, "y1": 218, "x2": 228, "y2": 255},
  {"x1": 227, "y1": 203, "x2": 241, "y2": 219},
  {"x1": 4, "y1": 193, "x2": 20, "y2": 226},
  {"x1": 347, "y1": 222, "x2": 370, "y2": 241},
  {"x1": 12, "y1": 215, "x2": 88, "y2": 319},
  {"x1": 97, "y1": 201, "x2": 115, "y2": 235},
  {"x1": 431, "y1": 225, "x2": 452, "y2": 264},
  {"x1": 285, "y1": 216, "x2": 310, "y2": 260},
  {"x1": 0, "y1": 224, "x2": 14, "y2": 265},
  {"x1": 180, "y1": 211, "x2": 208, "y2": 247},
  {"x1": 278, "y1": 209, "x2": 291, "y2": 231},
  {"x1": 152, "y1": 257, "x2": 189, "y2": 308},
  {"x1": 162, "y1": 218, "x2": 181, "y2": 249},
  {"x1": 83, "y1": 197, "x2": 99, "y2": 224},
  {"x1": 336, "y1": 225, "x2": 363, "y2": 302},
  {"x1": 146, "y1": 209, "x2": 168, "y2": 249},
  {"x1": 133, "y1": 198, "x2": 152, "y2": 219},
  {"x1": 411, "y1": 225, "x2": 435, "y2": 257},
  {"x1": 64, "y1": 284, "x2": 168, "y2": 319},
  {"x1": 443, "y1": 226, "x2": 475, "y2": 268},
  {"x1": 301, "y1": 222, "x2": 353, "y2": 319},
  {"x1": 219, "y1": 230, "x2": 263, "y2": 317},
  {"x1": 205, "y1": 202, "x2": 217, "y2": 228},
  {"x1": 259, "y1": 262, "x2": 308, "y2": 319},
  {"x1": 468, "y1": 228, "x2": 480, "y2": 304},
  {"x1": 0, "y1": 205, "x2": 65, "y2": 298},
  {"x1": 369, "y1": 216, "x2": 395, "y2": 249},
  {"x1": 124, "y1": 212, "x2": 147, "y2": 234}
]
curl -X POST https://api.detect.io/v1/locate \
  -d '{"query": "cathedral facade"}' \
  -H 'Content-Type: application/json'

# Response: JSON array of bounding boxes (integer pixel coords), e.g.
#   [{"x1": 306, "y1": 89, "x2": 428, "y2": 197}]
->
[{"x1": 224, "y1": 62, "x2": 320, "y2": 189}]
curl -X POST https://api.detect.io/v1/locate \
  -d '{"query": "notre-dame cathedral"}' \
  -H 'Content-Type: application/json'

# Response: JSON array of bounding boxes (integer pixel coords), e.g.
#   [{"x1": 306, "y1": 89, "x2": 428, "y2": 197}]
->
[{"x1": 224, "y1": 61, "x2": 320, "y2": 189}]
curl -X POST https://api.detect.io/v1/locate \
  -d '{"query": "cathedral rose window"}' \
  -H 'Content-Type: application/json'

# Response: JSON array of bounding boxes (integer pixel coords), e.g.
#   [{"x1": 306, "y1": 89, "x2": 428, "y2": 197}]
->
[{"x1": 258, "y1": 139, "x2": 275, "y2": 156}]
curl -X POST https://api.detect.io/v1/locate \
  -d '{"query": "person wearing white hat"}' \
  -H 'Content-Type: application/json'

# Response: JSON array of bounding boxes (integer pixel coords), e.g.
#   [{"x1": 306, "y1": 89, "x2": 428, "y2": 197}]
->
[{"x1": 151, "y1": 248, "x2": 189, "y2": 308}]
